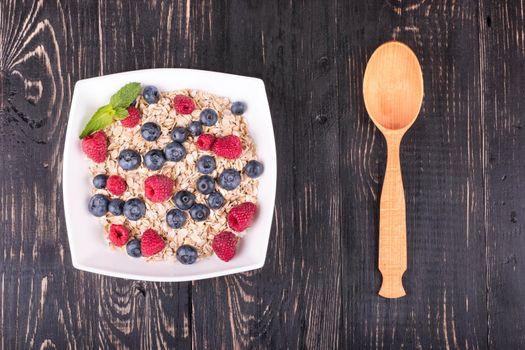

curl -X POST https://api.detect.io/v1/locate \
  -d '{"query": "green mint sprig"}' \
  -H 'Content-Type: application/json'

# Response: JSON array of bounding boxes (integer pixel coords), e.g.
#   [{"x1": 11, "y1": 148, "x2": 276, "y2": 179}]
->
[{"x1": 79, "y1": 82, "x2": 141, "y2": 139}]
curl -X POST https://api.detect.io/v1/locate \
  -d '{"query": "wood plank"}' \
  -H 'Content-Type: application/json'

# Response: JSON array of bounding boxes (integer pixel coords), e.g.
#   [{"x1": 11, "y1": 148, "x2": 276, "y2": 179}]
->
[
  {"x1": 338, "y1": 1, "x2": 487, "y2": 348},
  {"x1": 480, "y1": 0, "x2": 525, "y2": 348},
  {"x1": 0, "y1": 0, "x2": 192, "y2": 348},
  {"x1": 189, "y1": 0, "x2": 342, "y2": 348}
]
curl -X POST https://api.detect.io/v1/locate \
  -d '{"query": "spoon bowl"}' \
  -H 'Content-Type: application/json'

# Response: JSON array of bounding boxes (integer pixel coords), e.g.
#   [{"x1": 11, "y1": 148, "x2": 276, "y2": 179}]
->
[
  {"x1": 363, "y1": 41, "x2": 424, "y2": 298},
  {"x1": 363, "y1": 41, "x2": 423, "y2": 132}
]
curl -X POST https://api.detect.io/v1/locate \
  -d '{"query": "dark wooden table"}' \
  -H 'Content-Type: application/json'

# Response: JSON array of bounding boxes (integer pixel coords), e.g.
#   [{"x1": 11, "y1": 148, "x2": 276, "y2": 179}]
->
[{"x1": 1, "y1": 0, "x2": 524, "y2": 348}]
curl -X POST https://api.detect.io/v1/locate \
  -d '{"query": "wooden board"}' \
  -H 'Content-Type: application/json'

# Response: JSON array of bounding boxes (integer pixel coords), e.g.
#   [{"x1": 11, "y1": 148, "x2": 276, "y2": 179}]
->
[
  {"x1": 0, "y1": 0, "x2": 523, "y2": 348},
  {"x1": 481, "y1": 1, "x2": 525, "y2": 348}
]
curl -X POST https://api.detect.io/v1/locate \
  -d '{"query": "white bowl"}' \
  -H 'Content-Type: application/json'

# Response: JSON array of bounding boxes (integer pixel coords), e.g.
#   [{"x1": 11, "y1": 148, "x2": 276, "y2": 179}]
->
[{"x1": 63, "y1": 69, "x2": 276, "y2": 281}]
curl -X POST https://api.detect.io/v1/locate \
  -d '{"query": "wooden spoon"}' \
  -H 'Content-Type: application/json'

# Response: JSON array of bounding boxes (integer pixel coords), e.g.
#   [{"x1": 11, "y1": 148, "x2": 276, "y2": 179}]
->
[{"x1": 362, "y1": 41, "x2": 424, "y2": 298}]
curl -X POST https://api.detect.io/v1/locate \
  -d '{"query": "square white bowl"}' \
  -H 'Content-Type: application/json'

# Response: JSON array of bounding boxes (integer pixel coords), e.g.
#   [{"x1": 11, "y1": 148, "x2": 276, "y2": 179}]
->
[{"x1": 63, "y1": 69, "x2": 276, "y2": 281}]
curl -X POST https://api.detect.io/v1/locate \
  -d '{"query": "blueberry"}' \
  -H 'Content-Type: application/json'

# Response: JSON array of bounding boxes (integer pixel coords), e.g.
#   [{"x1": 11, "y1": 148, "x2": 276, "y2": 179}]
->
[
  {"x1": 176, "y1": 245, "x2": 198, "y2": 265},
  {"x1": 143, "y1": 85, "x2": 160, "y2": 104},
  {"x1": 189, "y1": 203, "x2": 210, "y2": 222},
  {"x1": 196, "y1": 155, "x2": 216, "y2": 174},
  {"x1": 164, "y1": 142, "x2": 186, "y2": 162},
  {"x1": 126, "y1": 239, "x2": 142, "y2": 258},
  {"x1": 118, "y1": 149, "x2": 141, "y2": 170},
  {"x1": 141, "y1": 122, "x2": 161, "y2": 141},
  {"x1": 173, "y1": 191, "x2": 195, "y2": 210},
  {"x1": 219, "y1": 169, "x2": 241, "y2": 190},
  {"x1": 171, "y1": 127, "x2": 188, "y2": 143},
  {"x1": 207, "y1": 191, "x2": 225, "y2": 209},
  {"x1": 199, "y1": 108, "x2": 218, "y2": 126},
  {"x1": 123, "y1": 198, "x2": 146, "y2": 221},
  {"x1": 187, "y1": 121, "x2": 202, "y2": 136},
  {"x1": 93, "y1": 174, "x2": 108, "y2": 189},
  {"x1": 108, "y1": 198, "x2": 125, "y2": 215},
  {"x1": 244, "y1": 160, "x2": 264, "y2": 178},
  {"x1": 196, "y1": 175, "x2": 215, "y2": 195},
  {"x1": 166, "y1": 209, "x2": 186, "y2": 229},
  {"x1": 144, "y1": 149, "x2": 166, "y2": 170},
  {"x1": 88, "y1": 194, "x2": 109, "y2": 217},
  {"x1": 231, "y1": 101, "x2": 247, "y2": 115}
]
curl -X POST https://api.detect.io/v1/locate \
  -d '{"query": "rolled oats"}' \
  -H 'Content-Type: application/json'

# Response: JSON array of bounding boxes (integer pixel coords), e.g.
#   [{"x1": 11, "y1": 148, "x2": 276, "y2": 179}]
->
[{"x1": 89, "y1": 89, "x2": 259, "y2": 261}]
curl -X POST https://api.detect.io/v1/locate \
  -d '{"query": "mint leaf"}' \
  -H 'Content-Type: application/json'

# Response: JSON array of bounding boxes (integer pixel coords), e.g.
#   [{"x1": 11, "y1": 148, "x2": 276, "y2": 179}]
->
[
  {"x1": 110, "y1": 82, "x2": 141, "y2": 108},
  {"x1": 113, "y1": 107, "x2": 129, "y2": 120},
  {"x1": 79, "y1": 82, "x2": 141, "y2": 138},
  {"x1": 79, "y1": 104, "x2": 115, "y2": 139}
]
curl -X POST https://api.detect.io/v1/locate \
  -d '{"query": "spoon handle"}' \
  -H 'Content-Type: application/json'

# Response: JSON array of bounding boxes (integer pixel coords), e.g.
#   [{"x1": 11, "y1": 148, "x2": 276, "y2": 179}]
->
[{"x1": 378, "y1": 134, "x2": 407, "y2": 298}]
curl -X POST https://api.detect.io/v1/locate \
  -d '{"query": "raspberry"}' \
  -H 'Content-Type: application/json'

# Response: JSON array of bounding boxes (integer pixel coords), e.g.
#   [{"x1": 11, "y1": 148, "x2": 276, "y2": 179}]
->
[
  {"x1": 108, "y1": 224, "x2": 129, "y2": 247},
  {"x1": 212, "y1": 135, "x2": 242, "y2": 159},
  {"x1": 106, "y1": 175, "x2": 127, "y2": 196},
  {"x1": 173, "y1": 95, "x2": 195, "y2": 114},
  {"x1": 227, "y1": 202, "x2": 257, "y2": 232},
  {"x1": 120, "y1": 106, "x2": 140, "y2": 128},
  {"x1": 141, "y1": 229, "x2": 166, "y2": 257},
  {"x1": 81, "y1": 131, "x2": 107, "y2": 163},
  {"x1": 144, "y1": 175, "x2": 174, "y2": 202},
  {"x1": 196, "y1": 134, "x2": 216, "y2": 151},
  {"x1": 212, "y1": 231, "x2": 238, "y2": 262}
]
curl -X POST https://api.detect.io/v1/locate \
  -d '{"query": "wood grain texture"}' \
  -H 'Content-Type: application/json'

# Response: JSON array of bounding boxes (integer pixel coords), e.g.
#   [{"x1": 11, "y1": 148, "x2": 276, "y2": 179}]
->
[
  {"x1": 1, "y1": 1, "x2": 192, "y2": 348},
  {"x1": 191, "y1": 1, "x2": 343, "y2": 348},
  {"x1": 0, "y1": 0, "x2": 524, "y2": 348},
  {"x1": 480, "y1": 0, "x2": 525, "y2": 348}
]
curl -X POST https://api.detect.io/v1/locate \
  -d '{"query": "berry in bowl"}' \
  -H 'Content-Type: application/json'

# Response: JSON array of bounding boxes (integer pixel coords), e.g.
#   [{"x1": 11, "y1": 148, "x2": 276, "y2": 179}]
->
[{"x1": 63, "y1": 69, "x2": 276, "y2": 281}]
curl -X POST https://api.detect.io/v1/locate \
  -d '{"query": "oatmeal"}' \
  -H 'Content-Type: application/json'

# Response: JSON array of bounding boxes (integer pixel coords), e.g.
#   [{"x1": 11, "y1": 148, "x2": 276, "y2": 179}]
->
[{"x1": 81, "y1": 83, "x2": 264, "y2": 264}]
